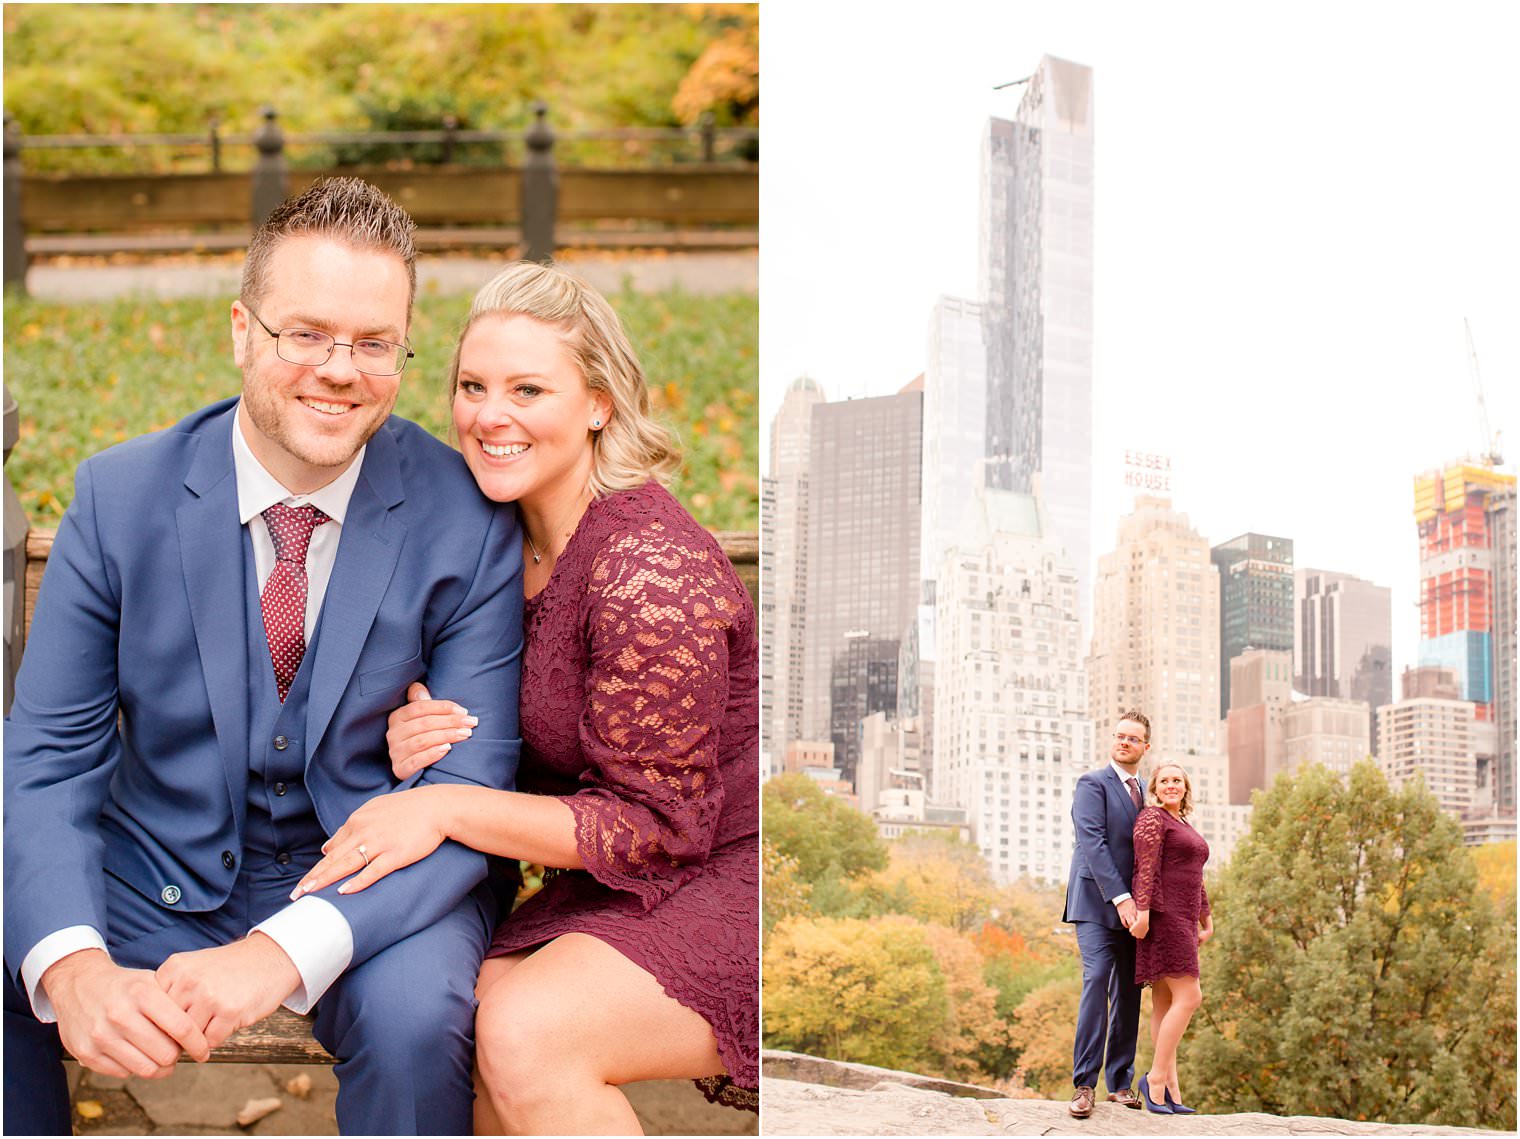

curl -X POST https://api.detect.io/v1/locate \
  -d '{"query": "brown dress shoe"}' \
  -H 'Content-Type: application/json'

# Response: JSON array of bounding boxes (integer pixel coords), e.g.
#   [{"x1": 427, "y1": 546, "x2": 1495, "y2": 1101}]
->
[
  {"x1": 1107, "y1": 1087, "x2": 1143, "y2": 1109},
  {"x1": 1069, "y1": 1086, "x2": 1096, "y2": 1118}
]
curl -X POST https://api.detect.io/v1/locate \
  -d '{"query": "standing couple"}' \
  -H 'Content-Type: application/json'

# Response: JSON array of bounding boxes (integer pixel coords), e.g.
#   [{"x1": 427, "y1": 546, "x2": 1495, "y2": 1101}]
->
[
  {"x1": 4, "y1": 178, "x2": 758, "y2": 1134},
  {"x1": 1063, "y1": 711, "x2": 1213, "y2": 1118}
]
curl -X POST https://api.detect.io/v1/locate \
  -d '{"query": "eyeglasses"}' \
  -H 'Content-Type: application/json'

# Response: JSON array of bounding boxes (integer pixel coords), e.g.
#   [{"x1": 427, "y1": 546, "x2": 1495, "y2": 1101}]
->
[
  {"x1": 1113, "y1": 733, "x2": 1147, "y2": 746},
  {"x1": 245, "y1": 307, "x2": 414, "y2": 376}
]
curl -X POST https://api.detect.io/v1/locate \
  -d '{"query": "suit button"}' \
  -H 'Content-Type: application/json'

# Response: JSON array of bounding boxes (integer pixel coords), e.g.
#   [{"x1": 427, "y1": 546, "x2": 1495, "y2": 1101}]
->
[
  {"x1": 273, "y1": 735, "x2": 290, "y2": 751},
  {"x1": 161, "y1": 885, "x2": 182, "y2": 905},
  {"x1": 273, "y1": 782, "x2": 288, "y2": 796},
  {"x1": 275, "y1": 851, "x2": 292, "y2": 866},
  {"x1": 222, "y1": 850, "x2": 235, "y2": 870}
]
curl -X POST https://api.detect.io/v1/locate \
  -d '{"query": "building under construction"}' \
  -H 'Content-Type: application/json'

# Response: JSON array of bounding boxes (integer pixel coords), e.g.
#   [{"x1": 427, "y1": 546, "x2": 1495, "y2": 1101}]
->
[{"x1": 1413, "y1": 462, "x2": 1517, "y2": 819}]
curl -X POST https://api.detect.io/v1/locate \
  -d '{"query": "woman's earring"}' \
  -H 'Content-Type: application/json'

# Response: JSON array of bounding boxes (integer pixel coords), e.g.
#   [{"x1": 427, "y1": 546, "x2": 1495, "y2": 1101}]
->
[{"x1": 591, "y1": 419, "x2": 602, "y2": 429}]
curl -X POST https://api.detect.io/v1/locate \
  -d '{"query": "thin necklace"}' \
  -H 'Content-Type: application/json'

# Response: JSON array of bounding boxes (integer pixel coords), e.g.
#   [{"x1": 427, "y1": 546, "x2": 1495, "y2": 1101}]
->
[{"x1": 525, "y1": 490, "x2": 591, "y2": 566}]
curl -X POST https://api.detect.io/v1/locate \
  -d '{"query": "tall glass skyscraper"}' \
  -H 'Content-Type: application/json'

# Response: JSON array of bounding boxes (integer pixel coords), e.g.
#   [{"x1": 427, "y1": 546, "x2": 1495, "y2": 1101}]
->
[
  {"x1": 980, "y1": 55, "x2": 1094, "y2": 633},
  {"x1": 1211, "y1": 533, "x2": 1294, "y2": 719},
  {"x1": 801, "y1": 384, "x2": 924, "y2": 782}
]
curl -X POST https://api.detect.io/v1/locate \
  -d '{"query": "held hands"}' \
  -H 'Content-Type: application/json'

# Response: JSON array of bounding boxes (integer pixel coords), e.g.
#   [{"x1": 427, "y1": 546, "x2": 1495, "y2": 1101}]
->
[
  {"x1": 1130, "y1": 909, "x2": 1151, "y2": 940},
  {"x1": 291, "y1": 785, "x2": 451, "y2": 898},
  {"x1": 388, "y1": 682, "x2": 477, "y2": 780},
  {"x1": 155, "y1": 934, "x2": 301, "y2": 1049},
  {"x1": 42, "y1": 948, "x2": 210, "y2": 1079},
  {"x1": 1115, "y1": 897, "x2": 1138, "y2": 929}
]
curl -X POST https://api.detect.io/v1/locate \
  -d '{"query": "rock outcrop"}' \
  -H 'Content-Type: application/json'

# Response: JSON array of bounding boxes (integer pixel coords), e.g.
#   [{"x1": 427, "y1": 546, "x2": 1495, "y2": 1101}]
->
[{"x1": 761, "y1": 1051, "x2": 1502, "y2": 1137}]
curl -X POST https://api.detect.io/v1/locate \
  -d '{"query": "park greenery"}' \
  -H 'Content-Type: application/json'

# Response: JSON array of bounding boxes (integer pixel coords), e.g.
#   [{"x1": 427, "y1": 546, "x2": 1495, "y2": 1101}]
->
[
  {"x1": 3, "y1": 4, "x2": 759, "y2": 172},
  {"x1": 3, "y1": 285, "x2": 759, "y2": 533},
  {"x1": 1185, "y1": 760, "x2": 1516, "y2": 1130},
  {"x1": 762, "y1": 765, "x2": 1517, "y2": 1128}
]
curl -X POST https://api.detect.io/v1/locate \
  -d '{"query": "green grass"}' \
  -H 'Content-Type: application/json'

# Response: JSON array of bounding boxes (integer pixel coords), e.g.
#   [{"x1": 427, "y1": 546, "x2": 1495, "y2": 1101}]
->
[{"x1": 3, "y1": 285, "x2": 758, "y2": 532}]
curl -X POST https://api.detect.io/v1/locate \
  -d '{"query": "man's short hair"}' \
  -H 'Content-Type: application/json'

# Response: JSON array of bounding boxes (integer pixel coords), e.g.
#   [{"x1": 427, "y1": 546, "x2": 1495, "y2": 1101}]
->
[
  {"x1": 240, "y1": 177, "x2": 418, "y2": 313},
  {"x1": 1118, "y1": 708, "x2": 1151, "y2": 742}
]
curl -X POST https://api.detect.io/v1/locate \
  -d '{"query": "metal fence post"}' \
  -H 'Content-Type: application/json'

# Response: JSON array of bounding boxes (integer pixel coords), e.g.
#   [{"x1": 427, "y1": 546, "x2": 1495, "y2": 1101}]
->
[
  {"x1": 520, "y1": 101, "x2": 557, "y2": 264},
  {"x1": 441, "y1": 113, "x2": 458, "y2": 165},
  {"x1": 250, "y1": 105, "x2": 288, "y2": 230},
  {"x1": 699, "y1": 111, "x2": 716, "y2": 163},
  {"x1": 3, "y1": 385, "x2": 28, "y2": 713},
  {"x1": 4, "y1": 112, "x2": 27, "y2": 294},
  {"x1": 209, "y1": 114, "x2": 222, "y2": 173}
]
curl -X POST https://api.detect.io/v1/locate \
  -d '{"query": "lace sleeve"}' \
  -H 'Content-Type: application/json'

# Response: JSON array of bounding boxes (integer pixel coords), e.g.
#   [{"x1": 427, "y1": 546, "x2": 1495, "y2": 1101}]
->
[
  {"x1": 1199, "y1": 879, "x2": 1210, "y2": 920},
  {"x1": 1131, "y1": 807, "x2": 1165, "y2": 910},
  {"x1": 563, "y1": 524, "x2": 740, "y2": 910}
]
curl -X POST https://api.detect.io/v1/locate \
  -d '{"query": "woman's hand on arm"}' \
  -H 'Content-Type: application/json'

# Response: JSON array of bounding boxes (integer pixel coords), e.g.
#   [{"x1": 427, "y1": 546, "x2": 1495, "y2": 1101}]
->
[
  {"x1": 387, "y1": 682, "x2": 479, "y2": 780},
  {"x1": 291, "y1": 785, "x2": 458, "y2": 898}
]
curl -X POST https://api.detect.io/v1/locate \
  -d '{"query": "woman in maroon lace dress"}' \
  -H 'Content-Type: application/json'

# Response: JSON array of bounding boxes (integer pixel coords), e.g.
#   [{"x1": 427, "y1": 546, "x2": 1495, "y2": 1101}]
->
[
  {"x1": 295, "y1": 262, "x2": 757, "y2": 1132},
  {"x1": 1129, "y1": 762, "x2": 1212, "y2": 1114}
]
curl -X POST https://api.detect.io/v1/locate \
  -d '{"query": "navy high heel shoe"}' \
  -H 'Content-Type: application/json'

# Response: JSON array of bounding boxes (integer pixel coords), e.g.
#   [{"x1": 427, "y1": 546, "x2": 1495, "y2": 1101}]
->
[
  {"x1": 1164, "y1": 1088, "x2": 1197, "y2": 1114},
  {"x1": 1138, "y1": 1073, "x2": 1173, "y2": 1114}
]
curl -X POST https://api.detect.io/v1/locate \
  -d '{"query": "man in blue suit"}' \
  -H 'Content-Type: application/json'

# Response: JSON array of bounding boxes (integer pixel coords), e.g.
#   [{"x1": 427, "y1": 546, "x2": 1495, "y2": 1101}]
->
[
  {"x1": 4, "y1": 179, "x2": 523, "y2": 1135},
  {"x1": 1062, "y1": 709, "x2": 1152, "y2": 1118}
]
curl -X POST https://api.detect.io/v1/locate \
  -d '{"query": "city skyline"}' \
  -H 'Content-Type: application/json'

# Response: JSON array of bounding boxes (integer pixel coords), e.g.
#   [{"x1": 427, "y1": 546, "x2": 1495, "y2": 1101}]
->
[{"x1": 761, "y1": 5, "x2": 1519, "y2": 686}]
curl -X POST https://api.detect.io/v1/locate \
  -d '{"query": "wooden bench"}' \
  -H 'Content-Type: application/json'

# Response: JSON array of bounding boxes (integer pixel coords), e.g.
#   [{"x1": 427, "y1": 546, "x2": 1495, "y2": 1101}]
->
[{"x1": 21, "y1": 525, "x2": 757, "y2": 1064}]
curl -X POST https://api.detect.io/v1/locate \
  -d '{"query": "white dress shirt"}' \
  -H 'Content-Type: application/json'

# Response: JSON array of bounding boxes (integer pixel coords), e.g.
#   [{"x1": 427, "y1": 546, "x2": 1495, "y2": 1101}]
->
[
  {"x1": 21, "y1": 403, "x2": 366, "y2": 1020},
  {"x1": 1109, "y1": 760, "x2": 1145, "y2": 907}
]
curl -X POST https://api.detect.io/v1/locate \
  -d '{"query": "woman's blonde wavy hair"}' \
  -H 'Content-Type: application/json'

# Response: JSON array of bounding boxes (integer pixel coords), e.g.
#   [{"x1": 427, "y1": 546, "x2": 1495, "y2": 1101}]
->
[
  {"x1": 1145, "y1": 762, "x2": 1195, "y2": 817},
  {"x1": 447, "y1": 262, "x2": 680, "y2": 495}
]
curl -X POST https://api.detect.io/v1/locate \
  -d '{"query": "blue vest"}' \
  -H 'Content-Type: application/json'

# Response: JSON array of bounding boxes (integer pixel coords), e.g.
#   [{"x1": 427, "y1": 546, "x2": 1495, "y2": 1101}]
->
[{"x1": 241, "y1": 551, "x2": 328, "y2": 873}]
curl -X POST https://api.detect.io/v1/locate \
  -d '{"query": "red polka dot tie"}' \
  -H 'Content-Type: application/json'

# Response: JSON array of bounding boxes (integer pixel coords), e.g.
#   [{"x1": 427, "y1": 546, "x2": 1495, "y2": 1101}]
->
[{"x1": 261, "y1": 503, "x2": 330, "y2": 703}]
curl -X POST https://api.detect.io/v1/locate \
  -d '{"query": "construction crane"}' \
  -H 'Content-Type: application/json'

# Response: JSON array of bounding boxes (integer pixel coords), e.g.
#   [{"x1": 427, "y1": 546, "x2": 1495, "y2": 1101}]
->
[{"x1": 1465, "y1": 318, "x2": 1504, "y2": 468}]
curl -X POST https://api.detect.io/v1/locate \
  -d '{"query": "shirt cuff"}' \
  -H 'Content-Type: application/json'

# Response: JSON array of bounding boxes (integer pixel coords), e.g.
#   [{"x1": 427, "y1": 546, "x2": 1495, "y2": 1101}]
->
[
  {"x1": 1111, "y1": 892, "x2": 1133, "y2": 906},
  {"x1": 21, "y1": 926, "x2": 109, "y2": 1023},
  {"x1": 251, "y1": 896, "x2": 353, "y2": 1014}
]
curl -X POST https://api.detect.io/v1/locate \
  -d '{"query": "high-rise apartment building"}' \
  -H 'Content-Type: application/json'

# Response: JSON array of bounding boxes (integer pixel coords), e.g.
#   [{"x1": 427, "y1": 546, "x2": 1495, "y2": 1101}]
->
[
  {"x1": 1088, "y1": 497, "x2": 1220, "y2": 758},
  {"x1": 857, "y1": 712, "x2": 922, "y2": 818},
  {"x1": 1224, "y1": 648, "x2": 1291, "y2": 804},
  {"x1": 1377, "y1": 695, "x2": 1477, "y2": 819},
  {"x1": 980, "y1": 55, "x2": 1093, "y2": 633},
  {"x1": 933, "y1": 485, "x2": 1090, "y2": 885},
  {"x1": 1294, "y1": 568, "x2": 1392, "y2": 752},
  {"x1": 1211, "y1": 533, "x2": 1294, "y2": 718},
  {"x1": 801, "y1": 384, "x2": 923, "y2": 782},
  {"x1": 1280, "y1": 697, "x2": 1370, "y2": 780},
  {"x1": 761, "y1": 376, "x2": 825, "y2": 771},
  {"x1": 1484, "y1": 486, "x2": 1515, "y2": 815},
  {"x1": 921, "y1": 296, "x2": 987, "y2": 587}
]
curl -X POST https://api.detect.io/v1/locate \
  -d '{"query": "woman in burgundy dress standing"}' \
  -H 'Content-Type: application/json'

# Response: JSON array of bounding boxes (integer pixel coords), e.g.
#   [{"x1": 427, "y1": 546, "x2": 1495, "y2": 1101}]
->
[
  {"x1": 295, "y1": 262, "x2": 757, "y2": 1132},
  {"x1": 1129, "y1": 762, "x2": 1213, "y2": 1114}
]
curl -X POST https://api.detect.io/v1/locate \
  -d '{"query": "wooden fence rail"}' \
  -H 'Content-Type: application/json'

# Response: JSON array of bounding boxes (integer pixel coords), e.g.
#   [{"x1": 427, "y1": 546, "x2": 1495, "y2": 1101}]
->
[{"x1": 3, "y1": 104, "x2": 758, "y2": 290}]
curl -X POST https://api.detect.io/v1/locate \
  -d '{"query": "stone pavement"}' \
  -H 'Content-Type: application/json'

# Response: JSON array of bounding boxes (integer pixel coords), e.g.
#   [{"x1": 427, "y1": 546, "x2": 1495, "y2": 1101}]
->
[
  {"x1": 759, "y1": 1054, "x2": 1503, "y2": 1137},
  {"x1": 67, "y1": 1060, "x2": 758, "y2": 1135},
  {"x1": 22, "y1": 249, "x2": 757, "y2": 302}
]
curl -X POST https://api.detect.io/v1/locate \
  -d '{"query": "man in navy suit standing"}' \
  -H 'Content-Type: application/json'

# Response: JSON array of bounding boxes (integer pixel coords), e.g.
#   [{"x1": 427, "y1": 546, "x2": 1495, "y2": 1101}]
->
[
  {"x1": 1062, "y1": 709, "x2": 1152, "y2": 1118},
  {"x1": 5, "y1": 179, "x2": 523, "y2": 1134}
]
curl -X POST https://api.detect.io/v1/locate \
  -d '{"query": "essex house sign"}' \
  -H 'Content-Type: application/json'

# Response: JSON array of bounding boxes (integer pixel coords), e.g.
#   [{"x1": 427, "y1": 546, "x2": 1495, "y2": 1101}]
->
[{"x1": 1122, "y1": 450, "x2": 1173, "y2": 493}]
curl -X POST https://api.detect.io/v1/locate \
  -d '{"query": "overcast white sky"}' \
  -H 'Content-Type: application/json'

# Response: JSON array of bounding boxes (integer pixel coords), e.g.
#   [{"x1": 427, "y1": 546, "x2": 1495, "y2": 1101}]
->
[{"x1": 760, "y1": 1, "x2": 1519, "y2": 682}]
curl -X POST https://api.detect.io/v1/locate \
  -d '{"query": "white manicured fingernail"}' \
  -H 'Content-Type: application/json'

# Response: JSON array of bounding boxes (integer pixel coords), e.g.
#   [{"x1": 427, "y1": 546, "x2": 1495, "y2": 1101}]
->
[
  {"x1": 455, "y1": 727, "x2": 472, "y2": 740},
  {"x1": 463, "y1": 715, "x2": 479, "y2": 727}
]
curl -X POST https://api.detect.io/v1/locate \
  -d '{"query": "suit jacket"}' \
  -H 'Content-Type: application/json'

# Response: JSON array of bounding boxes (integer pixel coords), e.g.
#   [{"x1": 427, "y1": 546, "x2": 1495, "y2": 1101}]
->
[
  {"x1": 1062, "y1": 765, "x2": 1142, "y2": 928},
  {"x1": 4, "y1": 398, "x2": 525, "y2": 978}
]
